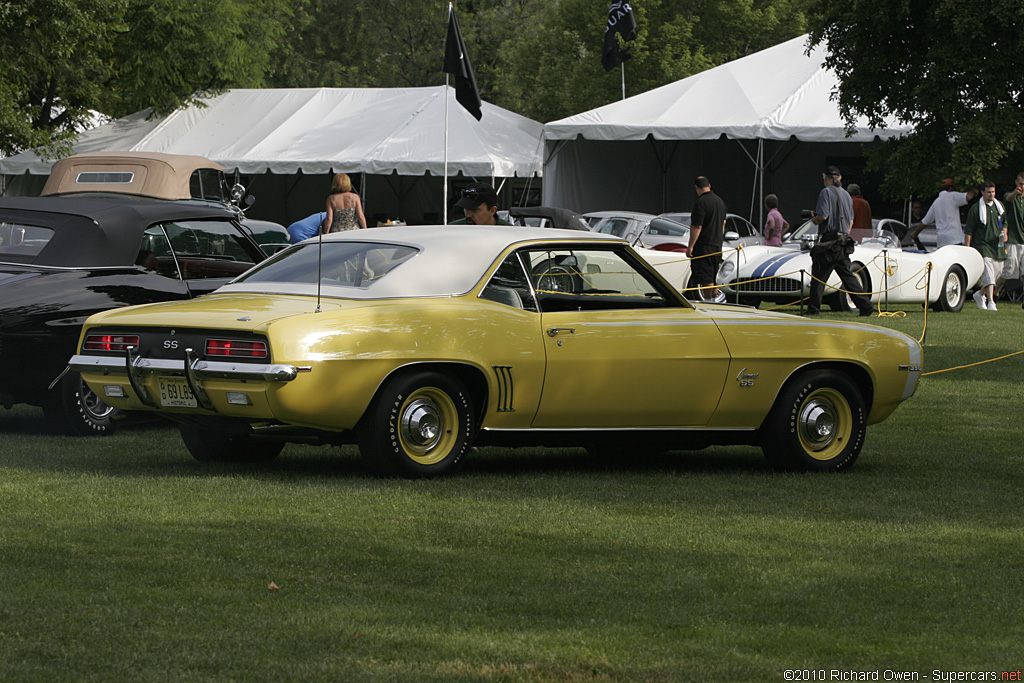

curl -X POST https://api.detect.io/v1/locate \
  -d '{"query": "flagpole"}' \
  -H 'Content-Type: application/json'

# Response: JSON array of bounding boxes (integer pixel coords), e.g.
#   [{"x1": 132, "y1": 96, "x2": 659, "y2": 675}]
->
[
  {"x1": 443, "y1": 4, "x2": 452, "y2": 226},
  {"x1": 444, "y1": 76, "x2": 450, "y2": 225}
]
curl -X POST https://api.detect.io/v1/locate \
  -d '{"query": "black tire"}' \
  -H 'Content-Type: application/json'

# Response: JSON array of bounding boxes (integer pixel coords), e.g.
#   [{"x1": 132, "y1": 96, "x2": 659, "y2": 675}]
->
[
  {"x1": 357, "y1": 371, "x2": 474, "y2": 478},
  {"x1": 42, "y1": 371, "x2": 119, "y2": 436},
  {"x1": 760, "y1": 369, "x2": 866, "y2": 471},
  {"x1": 829, "y1": 263, "x2": 871, "y2": 312},
  {"x1": 932, "y1": 265, "x2": 967, "y2": 312},
  {"x1": 179, "y1": 425, "x2": 285, "y2": 463}
]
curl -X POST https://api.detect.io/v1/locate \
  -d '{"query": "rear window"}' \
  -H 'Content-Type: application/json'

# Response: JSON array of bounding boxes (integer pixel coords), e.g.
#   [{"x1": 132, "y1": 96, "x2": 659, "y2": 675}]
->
[
  {"x1": 0, "y1": 221, "x2": 55, "y2": 260},
  {"x1": 236, "y1": 241, "x2": 418, "y2": 289},
  {"x1": 75, "y1": 172, "x2": 135, "y2": 185}
]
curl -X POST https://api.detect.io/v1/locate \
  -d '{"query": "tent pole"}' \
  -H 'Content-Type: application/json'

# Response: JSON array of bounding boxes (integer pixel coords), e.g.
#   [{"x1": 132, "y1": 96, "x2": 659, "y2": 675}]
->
[
  {"x1": 758, "y1": 139, "x2": 764, "y2": 230},
  {"x1": 443, "y1": 74, "x2": 450, "y2": 225},
  {"x1": 621, "y1": 63, "x2": 626, "y2": 100}
]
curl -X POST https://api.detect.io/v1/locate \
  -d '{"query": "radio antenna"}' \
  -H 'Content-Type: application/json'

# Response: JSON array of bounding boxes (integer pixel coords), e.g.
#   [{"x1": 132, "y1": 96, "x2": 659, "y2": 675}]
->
[{"x1": 315, "y1": 224, "x2": 323, "y2": 313}]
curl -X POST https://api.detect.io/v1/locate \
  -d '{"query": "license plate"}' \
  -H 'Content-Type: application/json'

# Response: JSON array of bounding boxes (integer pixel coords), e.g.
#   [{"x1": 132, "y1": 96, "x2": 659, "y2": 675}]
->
[{"x1": 158, "y1": 376, "x2": 197, "y2": 408}]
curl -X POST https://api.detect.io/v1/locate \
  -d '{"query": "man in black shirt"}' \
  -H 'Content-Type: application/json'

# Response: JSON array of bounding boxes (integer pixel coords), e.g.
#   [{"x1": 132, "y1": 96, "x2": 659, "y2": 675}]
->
[{"x1": 687, "y1": 175, "x2": 727, "y2": 301}]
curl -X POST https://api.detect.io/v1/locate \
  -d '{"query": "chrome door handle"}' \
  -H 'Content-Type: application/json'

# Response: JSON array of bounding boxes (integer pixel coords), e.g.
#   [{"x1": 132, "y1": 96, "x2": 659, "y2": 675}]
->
[{"x1": 547, "y1": 327, "x2": 576, "y2": 337}]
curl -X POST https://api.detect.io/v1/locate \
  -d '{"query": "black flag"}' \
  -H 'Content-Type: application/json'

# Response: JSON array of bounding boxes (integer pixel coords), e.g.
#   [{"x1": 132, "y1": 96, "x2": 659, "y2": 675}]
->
[
  {"x1": 602, "y1": 1, "x2": 638, "y2": 72},
  {"x1": 443, "y1": 6, "x2": 482, "y2": 120}
]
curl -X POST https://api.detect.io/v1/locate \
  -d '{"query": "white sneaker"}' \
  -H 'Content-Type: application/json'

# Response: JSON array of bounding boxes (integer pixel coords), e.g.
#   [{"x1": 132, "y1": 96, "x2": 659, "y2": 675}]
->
[
  {"x1": 973, "y1": 291, "x2": 986, "y2": 310},
  {"x1": 988, "y1": 300, "x2": 998, "y2": 311}
]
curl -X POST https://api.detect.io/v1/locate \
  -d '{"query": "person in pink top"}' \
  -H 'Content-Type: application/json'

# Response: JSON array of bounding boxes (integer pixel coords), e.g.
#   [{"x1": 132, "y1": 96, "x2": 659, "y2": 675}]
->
[{"x1": 763, "y1": 194, "x2": 788, "y2": 246}]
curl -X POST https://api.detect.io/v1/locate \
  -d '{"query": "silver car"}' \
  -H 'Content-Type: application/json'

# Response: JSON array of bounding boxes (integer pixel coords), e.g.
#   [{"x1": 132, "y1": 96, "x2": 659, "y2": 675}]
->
[
  {"x1": 657, "y1": 212, "x2": 765, "y2": 248},
  {"x1": 584, "y1": 211, "x2": 690, "y2": 251}
]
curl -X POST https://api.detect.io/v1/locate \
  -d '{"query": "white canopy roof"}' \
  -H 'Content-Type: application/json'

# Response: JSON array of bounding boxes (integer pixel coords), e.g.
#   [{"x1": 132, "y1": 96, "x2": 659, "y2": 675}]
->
[
  {"x1": 544, "y1": 35, "x2": 911, "y2": 143},
  {"x1": 1, "y1": 87, "x2": 544, "y2": 177}
]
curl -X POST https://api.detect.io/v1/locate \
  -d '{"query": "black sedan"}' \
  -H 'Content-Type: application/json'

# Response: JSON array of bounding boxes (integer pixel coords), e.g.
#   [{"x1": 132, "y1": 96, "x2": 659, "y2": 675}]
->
[{"x1": 0, "y1": 196, "x2": 269, "y2": 434}]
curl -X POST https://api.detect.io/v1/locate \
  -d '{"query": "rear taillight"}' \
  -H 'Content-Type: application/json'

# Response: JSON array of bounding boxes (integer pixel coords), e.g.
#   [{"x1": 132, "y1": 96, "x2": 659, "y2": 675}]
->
[
  {"x1": 83, "y1": 334, "x2": 140, "y2": 352},
  {"x1": 205, "y1": 339, "x2": 268, "y2": 359}
]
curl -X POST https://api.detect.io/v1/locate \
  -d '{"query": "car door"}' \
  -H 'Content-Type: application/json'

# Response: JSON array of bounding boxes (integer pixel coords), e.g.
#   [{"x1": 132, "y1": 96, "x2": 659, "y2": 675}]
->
[
  {"x1": 727, "y1": 216, "x2": 764, "y2": 247},
  {"x1": 525, "y1": 247, "x2": 731, "y2": 428}
]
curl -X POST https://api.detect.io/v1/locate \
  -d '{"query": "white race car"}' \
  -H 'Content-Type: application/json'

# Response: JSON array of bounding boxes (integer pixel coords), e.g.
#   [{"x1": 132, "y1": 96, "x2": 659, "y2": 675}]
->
[{"x1": 717, "y1": 219, "x2": 983, "y2": 312}]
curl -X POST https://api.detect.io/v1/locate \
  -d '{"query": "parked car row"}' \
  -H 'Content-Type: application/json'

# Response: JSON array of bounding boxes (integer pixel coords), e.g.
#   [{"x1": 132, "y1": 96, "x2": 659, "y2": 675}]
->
[{"x1": 0, "y1": 168, "x2": 975, "y2": 482}]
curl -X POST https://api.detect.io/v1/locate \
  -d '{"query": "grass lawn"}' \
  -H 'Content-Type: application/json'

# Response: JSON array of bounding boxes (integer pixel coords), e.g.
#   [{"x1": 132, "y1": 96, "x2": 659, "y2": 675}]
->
[{"x1": 1, "y1": 304, "x2": 1022, "y2": 681}]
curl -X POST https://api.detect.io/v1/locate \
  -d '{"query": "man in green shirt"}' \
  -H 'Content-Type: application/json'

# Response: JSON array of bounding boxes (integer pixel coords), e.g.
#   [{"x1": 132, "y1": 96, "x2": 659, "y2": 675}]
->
[
  {"x1": 997, "y1": 171, "x2": 1024, "y2": 307},
  {"x1": 965, "y1": 181, "x2": 1007, "y2": 311}
]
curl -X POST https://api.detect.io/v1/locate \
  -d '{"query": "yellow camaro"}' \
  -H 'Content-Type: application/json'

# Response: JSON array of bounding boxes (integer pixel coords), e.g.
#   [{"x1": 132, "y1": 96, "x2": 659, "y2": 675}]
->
[{"x1": 69, "y1": 225, "x2": 921, "y2": 476}]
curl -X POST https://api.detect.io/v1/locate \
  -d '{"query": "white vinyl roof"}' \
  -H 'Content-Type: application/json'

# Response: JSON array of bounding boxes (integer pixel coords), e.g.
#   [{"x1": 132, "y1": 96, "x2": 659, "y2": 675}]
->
[
  {"x1": 544, "y1": 35, "x2": 912, "y2": 143},
  {"x1": 0, "y1": 87, "x2": 544, "y2": 177}
]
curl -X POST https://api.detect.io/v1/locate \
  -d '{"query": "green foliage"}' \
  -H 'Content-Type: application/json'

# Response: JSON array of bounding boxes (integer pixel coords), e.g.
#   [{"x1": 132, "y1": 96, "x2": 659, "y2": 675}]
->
[
  {"x1": 1, "y1": 0, "x2": 812, "y2": 157},
  {"x1": 809, "y1": 0, "x2": 1024, "y2": 198},
  {"x1": 102, "y1": 0, "x2": 294, "y2": 117},
  {"x1": 0, "y1": 0, "x2": 294, "y2": 157},
  {"x1": 0, "y1": 0, "x2": 123, "y2": 157}
]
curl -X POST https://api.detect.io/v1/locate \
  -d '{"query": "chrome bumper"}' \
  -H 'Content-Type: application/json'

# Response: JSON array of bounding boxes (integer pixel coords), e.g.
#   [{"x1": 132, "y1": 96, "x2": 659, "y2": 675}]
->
[{"x1": 69, "y1": 348, "x2": 303, "y2": 411}]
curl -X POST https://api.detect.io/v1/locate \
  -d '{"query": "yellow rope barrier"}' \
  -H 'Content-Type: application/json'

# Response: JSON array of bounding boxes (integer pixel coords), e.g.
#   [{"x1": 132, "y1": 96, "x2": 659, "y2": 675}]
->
[{"x1": 922, "y1": 350, "x2": 1024, "y2": 376}]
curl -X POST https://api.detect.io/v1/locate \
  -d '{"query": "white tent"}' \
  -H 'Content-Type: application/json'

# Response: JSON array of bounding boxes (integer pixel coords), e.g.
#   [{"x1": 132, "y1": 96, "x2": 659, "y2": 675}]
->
[
  {"x1": 542, "y1": 35, "x2": 912, "y2": 224},
  {"x1": 1, "y1": 87, "x2": 544, "y2": 225}
]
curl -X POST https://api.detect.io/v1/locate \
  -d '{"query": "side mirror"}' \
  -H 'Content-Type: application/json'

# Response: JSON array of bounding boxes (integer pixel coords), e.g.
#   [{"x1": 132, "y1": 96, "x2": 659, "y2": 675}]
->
[
  {"x1": 800, "y1": 209, "x2": 813, "y2": 220},
  {"x1": 724, "y1": 231, "x2": 740, "y2": 242}
]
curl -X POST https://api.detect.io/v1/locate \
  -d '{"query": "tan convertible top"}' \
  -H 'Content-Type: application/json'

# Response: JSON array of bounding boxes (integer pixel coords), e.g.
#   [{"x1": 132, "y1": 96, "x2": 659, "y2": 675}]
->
[{"x1": 42, "y1": 152, "x2": 225, "y2": 200}]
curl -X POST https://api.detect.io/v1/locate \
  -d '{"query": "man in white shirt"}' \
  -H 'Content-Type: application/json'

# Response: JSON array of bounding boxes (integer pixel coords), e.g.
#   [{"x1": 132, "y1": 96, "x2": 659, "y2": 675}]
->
[{"x1": 917, "y1": 179, "x2": 978, "y2": 248}]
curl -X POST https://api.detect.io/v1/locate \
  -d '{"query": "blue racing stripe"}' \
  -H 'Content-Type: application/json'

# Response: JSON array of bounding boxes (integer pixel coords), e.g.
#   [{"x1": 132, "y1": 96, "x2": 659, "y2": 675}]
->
[{"x1": 752, "y1": 251, "x2": 804, "y2": 278}]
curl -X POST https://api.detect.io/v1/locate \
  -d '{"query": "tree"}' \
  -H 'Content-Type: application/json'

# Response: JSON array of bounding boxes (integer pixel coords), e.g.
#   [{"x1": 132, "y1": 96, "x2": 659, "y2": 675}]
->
[
  {"x1": 0, "y1": 0, "x2": 293, "y2": 158},
  {"x1": 492, "y1": 0, "x2": 810, "y2": 123},
  {"x1": 808, "y1": 0, "x2": 1024, "y2": 198}
]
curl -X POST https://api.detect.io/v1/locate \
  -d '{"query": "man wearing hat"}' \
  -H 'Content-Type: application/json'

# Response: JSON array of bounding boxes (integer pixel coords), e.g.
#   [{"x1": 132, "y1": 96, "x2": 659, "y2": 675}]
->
[
  {"x1": 806, "y1": 166, "x2": 874, "y2": 316},
  {"x1": 450, "y1": 182, "x2": 512, "y2": 226},
  {"x1": 918, "y1": 178, "x2": 978, "y2": 248}
]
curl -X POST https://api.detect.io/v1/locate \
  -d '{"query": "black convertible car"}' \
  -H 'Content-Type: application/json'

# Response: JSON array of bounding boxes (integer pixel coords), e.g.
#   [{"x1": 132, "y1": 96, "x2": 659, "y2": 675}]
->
[{"x1": 0, "y1": 196, "x2": 269, "y2": 434}]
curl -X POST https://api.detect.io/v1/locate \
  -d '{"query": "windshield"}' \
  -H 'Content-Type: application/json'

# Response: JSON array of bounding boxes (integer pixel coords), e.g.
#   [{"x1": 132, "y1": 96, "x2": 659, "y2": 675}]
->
[{"x1": 785, "y1": 220, "x2": 902, "y2": 249}]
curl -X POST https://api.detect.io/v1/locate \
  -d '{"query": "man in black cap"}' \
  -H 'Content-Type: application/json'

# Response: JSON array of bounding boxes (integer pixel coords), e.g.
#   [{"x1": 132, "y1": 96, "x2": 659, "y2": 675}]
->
[
  {"x1": 806, "y1": 166, "x2": 874, "y2": 316},
  {"x1": 450, "y1": 182, "x2": 512, "y2": 226}
]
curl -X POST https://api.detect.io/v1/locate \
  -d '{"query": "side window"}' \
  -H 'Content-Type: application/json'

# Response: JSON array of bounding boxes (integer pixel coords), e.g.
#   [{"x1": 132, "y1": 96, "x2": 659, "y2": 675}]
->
[
  {"x1": 525, "y1": 248, "x2": 675, "y2": 312},
  {"x1": 162, "y1": 219, "x2": 264, "y2": 280},
  {"x1": 136, "y1": 227, "x2": 177, "y2": 276},
  {"x1": 480, "y1": 252, "x2": 538, "y2": 312},
  {"x1": 729, "y1": 217, "x2": 752, "y2": 238}
]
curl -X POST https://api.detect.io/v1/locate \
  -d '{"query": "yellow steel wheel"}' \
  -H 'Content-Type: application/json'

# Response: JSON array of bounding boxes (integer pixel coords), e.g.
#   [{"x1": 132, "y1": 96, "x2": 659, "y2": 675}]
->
[
  {"x1": 795, "y1": 387, "x2": 853, "y2": 461},
  {"x1": 761, "y1": 369, "x2": 866, "y2": 471},
  {"x1": 358, "y1": 370, "x2": 474, "y2": 478},
  {"x1": 396, "y1": 387, "x2": 460, "y2": 465}
]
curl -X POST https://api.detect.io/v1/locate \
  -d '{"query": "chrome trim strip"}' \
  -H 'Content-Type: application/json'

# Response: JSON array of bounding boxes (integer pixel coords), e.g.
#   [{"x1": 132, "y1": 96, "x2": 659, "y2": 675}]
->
[
  {"x1": 69, "y1": 354, "x2": 299, "y2": 382},
  {"x1": 479, "y1": 426, "x2": 757, "y2": 433}
]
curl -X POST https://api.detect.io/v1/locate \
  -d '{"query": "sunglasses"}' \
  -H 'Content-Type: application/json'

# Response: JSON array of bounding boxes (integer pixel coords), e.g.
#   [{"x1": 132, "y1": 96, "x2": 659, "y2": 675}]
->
[{"x1": 461, "y1": 188, "x2": 493, "y2": 200}]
